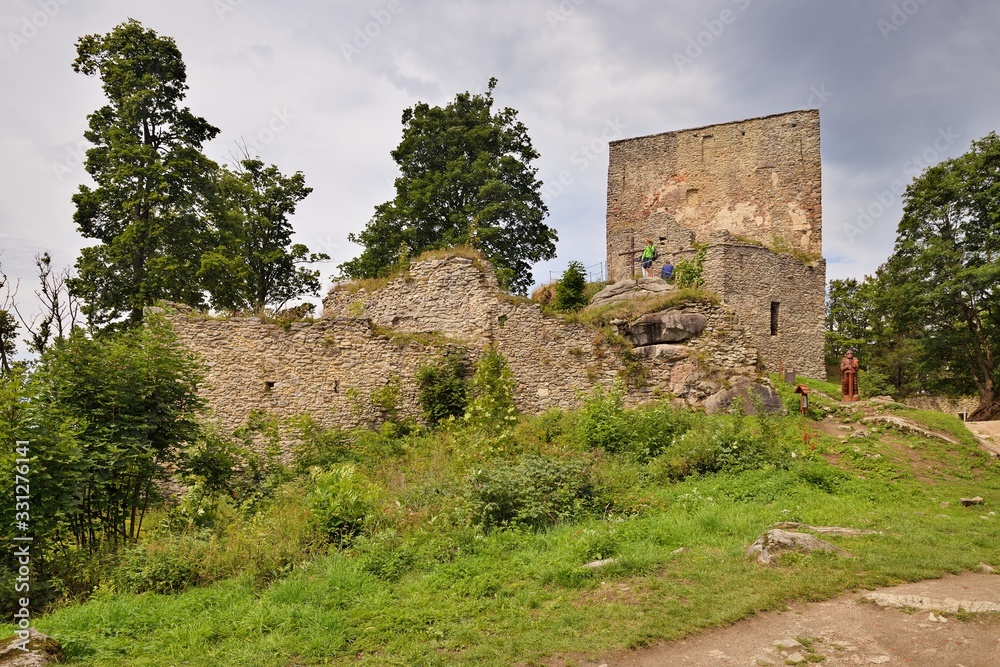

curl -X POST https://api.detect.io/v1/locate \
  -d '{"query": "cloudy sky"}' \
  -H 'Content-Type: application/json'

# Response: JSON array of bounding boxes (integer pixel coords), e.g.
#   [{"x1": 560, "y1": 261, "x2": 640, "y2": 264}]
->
[{"x1": 1, "y1": 0, "x2": 998, "y2": 334}]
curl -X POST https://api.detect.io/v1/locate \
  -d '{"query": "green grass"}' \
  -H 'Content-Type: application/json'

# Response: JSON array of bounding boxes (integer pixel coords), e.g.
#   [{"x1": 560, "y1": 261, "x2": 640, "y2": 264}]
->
[{"x1": 14, "y1": 405, "x2": 1000, "y2": 666}]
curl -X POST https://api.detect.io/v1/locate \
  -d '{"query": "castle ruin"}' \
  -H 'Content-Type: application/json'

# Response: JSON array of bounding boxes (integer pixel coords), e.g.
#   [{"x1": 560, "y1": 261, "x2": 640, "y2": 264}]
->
[
  {"x1": 167, "y1": 110, "x2": 827, "y2": 447},
  {"x1": 606, "y1": 110, "x2": 826, "y2": 378}
]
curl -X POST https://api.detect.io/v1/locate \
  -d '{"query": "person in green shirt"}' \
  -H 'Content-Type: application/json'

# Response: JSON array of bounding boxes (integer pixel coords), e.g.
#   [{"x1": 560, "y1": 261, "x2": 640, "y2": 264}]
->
[{"x1": 640, "y1": 239, "x2": 657, "y2": 278}]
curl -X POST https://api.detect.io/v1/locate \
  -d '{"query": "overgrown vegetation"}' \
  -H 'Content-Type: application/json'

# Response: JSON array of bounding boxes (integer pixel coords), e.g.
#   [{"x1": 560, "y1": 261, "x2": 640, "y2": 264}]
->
[
  {"x1": 4, "y1": 365, "x2": 996, "y2": 666},
  {"x1": 416, "y1": 352, "x2": 468, "y2": 425},
  {"x1": 672, "y1": 245, "x2": 707, "y2": 289},
  {"x1": 554, "y1": 260, "x2": 588, "y2": 312}
]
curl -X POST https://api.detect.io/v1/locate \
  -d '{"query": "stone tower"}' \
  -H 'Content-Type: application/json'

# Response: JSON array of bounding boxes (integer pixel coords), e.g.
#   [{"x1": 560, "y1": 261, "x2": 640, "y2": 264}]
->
[{"x1": 605, "y1": 110, "x2": 826, "y2": 379}]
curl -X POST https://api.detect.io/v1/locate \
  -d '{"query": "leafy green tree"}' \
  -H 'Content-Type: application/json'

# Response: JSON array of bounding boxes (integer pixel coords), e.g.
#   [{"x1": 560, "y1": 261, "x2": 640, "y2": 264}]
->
[
  {"x1": 826, "y1": 274, "x2": 923, "y2": 395},
  {"x1": 68, "y1": 19, "x2": 220, "y2": 327},
  {"x1": 554, "y1": 260, "x2": 587, "y2": 312},
  {"x1": 29, "y1": 317, "x2": 205, "y2": 549},
  {"x1": 339, "y1": 78, "x2": 557, "y2": 295},
  {"x1": 882, "y1": 132, "x2": 1000, "y2": 409},
  {"x1": 200, "y1": 158, "x2": 328, "y2": 313}
]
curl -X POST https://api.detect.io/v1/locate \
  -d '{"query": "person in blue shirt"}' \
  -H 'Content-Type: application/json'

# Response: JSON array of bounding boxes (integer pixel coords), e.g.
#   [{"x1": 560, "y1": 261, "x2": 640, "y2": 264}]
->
[{"x1": 660, "y1": 259, "x2": 674, "y2": 282}]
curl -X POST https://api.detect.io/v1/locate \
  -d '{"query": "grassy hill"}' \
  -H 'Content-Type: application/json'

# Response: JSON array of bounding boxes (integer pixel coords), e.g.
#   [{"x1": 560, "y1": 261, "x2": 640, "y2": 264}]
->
[{"x1": 12, "y1": 381, "x2": 999, "y2": 666}]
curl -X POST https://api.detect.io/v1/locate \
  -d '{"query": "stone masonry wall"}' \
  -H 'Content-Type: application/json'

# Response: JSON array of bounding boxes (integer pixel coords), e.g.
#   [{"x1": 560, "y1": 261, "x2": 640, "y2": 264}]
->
[
  {"x1": 673, "y1": 239, "x2": 826, "y2": 379},
  {"x1": 606, "y1": 110, "x2": 821, "y2": 282},
  {"x1": 173, "y1": 256, "x2": 762, "y2": 452}
]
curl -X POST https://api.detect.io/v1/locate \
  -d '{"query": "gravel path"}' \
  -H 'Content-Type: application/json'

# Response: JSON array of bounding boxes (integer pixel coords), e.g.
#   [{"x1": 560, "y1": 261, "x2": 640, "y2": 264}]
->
[{"x1": 584, "y1": 573, "x2": 1000, "y2": 667}]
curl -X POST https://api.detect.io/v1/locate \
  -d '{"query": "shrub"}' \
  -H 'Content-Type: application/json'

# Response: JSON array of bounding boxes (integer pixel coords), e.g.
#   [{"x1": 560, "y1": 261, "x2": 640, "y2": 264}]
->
[
  {"x1": 370, "y1": 374, "x2": 402, "y2": 422},
  {"x1": 416, "y1": 353, "x2": 468, "y2": 426},
  {"x1": 304, "y1": 464, "x2": 380, "y2": 545},
  {"x1": 468, "y1": 455, "x2": 598, "y2": 530},
  {"x1": 580, "y1": 385, "x2": 692, "y2": 459},
  {"x1": 465, "y1": 345, "x2": 517, "y2": 438},
  {"x1": 858, "y1": 367, "x2": 893, "y2": 398},
  {"x1": 554, "y1": 261, "x2": 587, "y2": 311},
  {"x1": 288, "y1": 415, "x2": 353, "y2": 472},
  {"x1": 113, "y1": 540, "x2": 203, "y2": 594},
  {"x1": 650, "y1": 413, "x2": 795, "y2": 480},
  {"x1": 673, "y1": 245, "x2": 706, "y2": 289},
  {"x1": 580, "y1": 383, "x2": 629, "y2": 452},
  {"x1": 531, "y1": 283, "x2": 556, "y2": 306}
]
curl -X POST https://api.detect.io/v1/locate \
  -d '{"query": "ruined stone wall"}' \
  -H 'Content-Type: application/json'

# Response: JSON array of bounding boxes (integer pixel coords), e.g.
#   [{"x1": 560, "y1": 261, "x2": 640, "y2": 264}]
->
[
  {"x1": 173, "y1": 256, "x2": 763, "y2": 452},
  {"x1": 674, "y1": 240, "x2": 826, "y2": 379},
  {"x1": 323, "y1": 257, "x2": 502, "y2": 345},
  {"x1": 168, "y1": 315, "x2": 437, "y2": 434},
  {"x1": 606, "y1": 110, "x2": 821, "y2": 281},
  {"x1": 713, "y1": 243, "x2": 825, "y2": 379},
  {"x1": 903, "y1": 395, "x2": 979, "y2": 419}
]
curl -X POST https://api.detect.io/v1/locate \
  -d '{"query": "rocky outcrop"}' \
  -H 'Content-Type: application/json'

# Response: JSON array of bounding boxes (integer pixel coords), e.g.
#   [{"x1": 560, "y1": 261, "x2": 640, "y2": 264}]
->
[
  {"x1": 614, "y1": 310, "x2": 707, "y2": 346},
  {"x1": 0, "y1": 630, "x2": 63, "y2": 666},
  {"x1": 588, "y1": 278, "x2": 674, "y2": 307},
  {"x1": 703, "y1": 380, "x2": 786, "y2": 415}
]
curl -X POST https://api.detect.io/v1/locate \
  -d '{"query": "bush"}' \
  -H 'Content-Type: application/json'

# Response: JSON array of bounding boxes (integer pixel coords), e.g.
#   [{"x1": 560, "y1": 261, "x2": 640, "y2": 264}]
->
[
  {"x1": 858, "y1": 367, "x2": 893, "y2": 398},
  {"x1": 465, "y1": 346, "x2": 518, "y2": 440},
  {"x1": 417, "y1": 353, "x2": 468, "y2": 426},
  {"x1": 650, "y1": 413, "x2": 795, "y2": 480},
  {"x1": 673, "y1": 245, "x2": 706, "y2": 289},
  {"x1": 580, "y1": 384, "x2": 627, "y2": 450},
  {"x1": 288, "y1": 415, "x2": 352, "y2": 472},
  {"x1": 113, "y1": 540, "x2": 203, "y2": 594},
  {"x1": 468, "y1": 455, "x2": 598, "y2": 530},
  {"x1": 554, "y1": 261, "x2": 587, "y2": 311},
  {"x1": 580, "y1": 384, "x2": 691, "y2": 459},
  {"x1": 305, "y1": 464, "x2": 380, "y2": 545}
]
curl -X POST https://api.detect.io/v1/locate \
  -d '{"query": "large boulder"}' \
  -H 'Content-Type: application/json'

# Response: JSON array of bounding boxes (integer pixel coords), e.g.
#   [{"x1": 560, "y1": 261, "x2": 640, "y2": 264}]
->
[
  {"x1": 0, "y1": 630, "x2": 63, "y2": 666},
  {"x1": 588, "y1": 278, "x2": 674, "y2": 308},
  {"x1": 704, "y1": 381, "x2": 786, "y2": 415},
  {"x1": 746, "y1": 529, "x2": 841, "y2": 565},
  {"x1": 616, "y1": 310, "x2": 707, "y2": 347},
  {"x1": 631, "y1": 343, "x2": 690, "y2": 362}
]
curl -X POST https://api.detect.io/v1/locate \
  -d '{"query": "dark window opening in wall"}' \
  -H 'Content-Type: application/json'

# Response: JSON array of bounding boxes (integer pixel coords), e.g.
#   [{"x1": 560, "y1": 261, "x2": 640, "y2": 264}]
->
[
  {"x1": 334, "y1": 380, "x2": 339, "y2": 393},
  {"x1": 770, "y1": 302, "x2": 780, "y2": 336},
  {"x1": 264, "y1": 381, "x2": 275, "y2": 391},
  {"x1": 498, "y1": 314, "x2": 507, "y2": 329}
]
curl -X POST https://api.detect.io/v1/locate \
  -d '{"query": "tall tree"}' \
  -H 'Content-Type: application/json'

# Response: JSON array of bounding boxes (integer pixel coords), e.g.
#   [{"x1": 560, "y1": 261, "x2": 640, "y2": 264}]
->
[
  {"x1": 339, "y1": 78, "x2": 557, "y2": 295},
  {"x1": 199, "y1": 157, "x2": 328, "y2": 313},
  {"x1": 68, "y1": 19, "x2": 220, "y2": 327},
  {"x1": 882, "y1": 132, "x2": 1000, "y2": 409},
  {"x1": 826, "y1": 273, "x2": 923, "y2": 395}
]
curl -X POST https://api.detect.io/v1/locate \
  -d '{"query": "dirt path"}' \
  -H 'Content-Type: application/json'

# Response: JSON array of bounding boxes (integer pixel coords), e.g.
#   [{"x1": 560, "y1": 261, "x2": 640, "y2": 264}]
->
[
  {"x1": 580, "y1": 573, "x2": 1000, "y2": 667},
  {"x1": 965, "y1": 421, "x2": 1000, "y2": 457}
]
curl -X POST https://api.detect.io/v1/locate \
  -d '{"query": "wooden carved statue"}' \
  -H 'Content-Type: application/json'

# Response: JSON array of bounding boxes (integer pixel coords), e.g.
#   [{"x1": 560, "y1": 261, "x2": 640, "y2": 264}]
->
[{"x1": 840, "y1": 350, "x2": 859, "y2": 402}]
